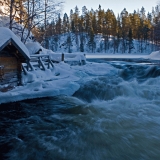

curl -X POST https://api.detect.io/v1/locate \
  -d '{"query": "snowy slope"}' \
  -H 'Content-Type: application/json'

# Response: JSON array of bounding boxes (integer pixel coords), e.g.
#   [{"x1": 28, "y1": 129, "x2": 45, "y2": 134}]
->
[{"x1": 47, "y1": 33, "x2": 157, "y2": 54}]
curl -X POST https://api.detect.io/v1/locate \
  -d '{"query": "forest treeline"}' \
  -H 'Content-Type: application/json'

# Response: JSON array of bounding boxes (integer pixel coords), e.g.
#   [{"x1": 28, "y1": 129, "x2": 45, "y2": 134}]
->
[
  {"x1": 39, "y1": 5, "x2": 160, "y2": 53},
  {"x1": 1, "y1": 1, "x2": 160, "y2": 53}
]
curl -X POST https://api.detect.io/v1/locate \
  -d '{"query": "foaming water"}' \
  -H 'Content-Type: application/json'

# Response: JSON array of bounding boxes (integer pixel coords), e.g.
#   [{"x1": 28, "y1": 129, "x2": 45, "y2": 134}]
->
[{"x1": 1, "y1": 61, "x2": 160, "y2": 160}]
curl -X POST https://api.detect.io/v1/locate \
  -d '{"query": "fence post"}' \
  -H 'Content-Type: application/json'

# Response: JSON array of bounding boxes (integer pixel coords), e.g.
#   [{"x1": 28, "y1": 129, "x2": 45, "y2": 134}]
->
[{"x1": 61, "y1": 53, "x2": 64, "y2": 61}]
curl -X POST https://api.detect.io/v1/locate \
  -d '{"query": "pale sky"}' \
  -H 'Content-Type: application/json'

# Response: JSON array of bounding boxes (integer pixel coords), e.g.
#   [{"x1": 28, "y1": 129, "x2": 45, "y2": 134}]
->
[{"x1": 62, "y1": 0, "x2": 159, "y2": 16}]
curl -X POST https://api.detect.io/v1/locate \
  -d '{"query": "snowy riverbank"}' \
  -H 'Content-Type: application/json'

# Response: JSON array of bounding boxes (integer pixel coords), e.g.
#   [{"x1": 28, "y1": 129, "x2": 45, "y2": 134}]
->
[
  {"x1": 0, "y1": 50, "x2": 160, "y2": 104},
  {"x1": 0, "y1": 60, "x2": 115, "y2": 104}
]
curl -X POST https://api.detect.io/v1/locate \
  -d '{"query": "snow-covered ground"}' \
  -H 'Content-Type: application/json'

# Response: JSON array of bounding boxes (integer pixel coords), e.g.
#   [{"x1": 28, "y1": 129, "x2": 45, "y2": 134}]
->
[{"x1": 0, "y1": 61, "x2": 115, "y2": 104}]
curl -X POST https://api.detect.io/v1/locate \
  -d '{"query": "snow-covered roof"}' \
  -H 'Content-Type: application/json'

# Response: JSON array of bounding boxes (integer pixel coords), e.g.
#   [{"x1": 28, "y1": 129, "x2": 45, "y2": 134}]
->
[
  {"x1": 0, "y1": 27, "x2": 30, "y2": 60},
  {"x1": 25, "y1": 42, "x2": 41, "y2": 55}
]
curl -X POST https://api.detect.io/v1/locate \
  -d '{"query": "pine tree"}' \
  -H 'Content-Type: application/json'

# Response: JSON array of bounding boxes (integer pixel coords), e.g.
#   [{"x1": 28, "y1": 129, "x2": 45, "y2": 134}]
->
[
  {"x1": 127, "y1": 28, "x2": 134, "y2": 53},
  {"x1": 67, "y1": 34, "x2": 72, "y2": 53},
  {"x1": 116, "y1": 14, "x2": 121, "y2": 53},
  {"x1": 97, "y1": 4, "x2": 105, "y2": 33},
  {"x1": 140, "y1": 7, "x2": 146, "y2": 20},
  {"x1": 56, "y1": 13, "x2": 62, "y2": 35},
  {"x1": 62, "y1": 13, "x2": 69, "y2": 33},
  {"x1": 79, "y1": 15, "x2": 85, "y2": 52},
  {"x1": 120, "y1": 8, "x2": 130, "y2": 53},
  {"x1": 92, "y1": 11, "x2": 97, "y2": 34},
  {"x1": 80, "y1": 34, "x2": 84, "y2": 52},
  {"x1": 88, "y1": 27, "x2": 96, "y2": 52},
  {"x1": 82, "y1": 6, "x2": 88, "y2": 16},
  {"x1": 70, "y1": 9, "x2": 75, "y2": 32},
  {"x1": 74, "y1": 6, "x2": 80, "y2": 51}
]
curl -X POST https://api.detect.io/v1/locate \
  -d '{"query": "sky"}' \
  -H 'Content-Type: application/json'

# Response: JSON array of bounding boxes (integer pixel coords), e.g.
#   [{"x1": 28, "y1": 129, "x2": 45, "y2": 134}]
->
[{"x1": 62, "y1": 0, "x2": 159, "y2": 16}]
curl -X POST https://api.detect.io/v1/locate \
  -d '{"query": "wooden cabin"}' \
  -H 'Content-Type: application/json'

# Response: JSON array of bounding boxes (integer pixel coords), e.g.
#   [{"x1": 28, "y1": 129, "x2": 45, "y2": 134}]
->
[{"x1": 0, "y1": 27, "x2": 30, "y2": 88}]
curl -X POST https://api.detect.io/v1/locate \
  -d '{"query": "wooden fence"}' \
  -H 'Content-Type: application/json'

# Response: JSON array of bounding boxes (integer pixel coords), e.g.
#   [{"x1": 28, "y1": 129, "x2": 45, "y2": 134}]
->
[
  {"x1": 22, "y1": 54, "x2": 54, "y2": 75},
  {"x1": 22, "y1": 53, "x2": 86, "y2": 75}
]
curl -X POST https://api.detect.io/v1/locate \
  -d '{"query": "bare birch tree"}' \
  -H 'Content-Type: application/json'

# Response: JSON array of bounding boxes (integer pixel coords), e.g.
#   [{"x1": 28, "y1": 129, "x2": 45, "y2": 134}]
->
[{"x1": 1, "y1": 0, "x2": 63, "y2": 44}]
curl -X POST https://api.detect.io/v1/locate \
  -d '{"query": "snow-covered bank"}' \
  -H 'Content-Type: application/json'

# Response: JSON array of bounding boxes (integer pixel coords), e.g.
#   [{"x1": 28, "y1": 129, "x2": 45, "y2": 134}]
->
[
  {"x1": 0, "y1": 62, "x2": 79, "y2": 104},
  {"x1": 0, "y1": 48, "x2": 160, "y2": 104},
  {"x1": 0, "y1": 61, "x2": 115, "y2": 104}
]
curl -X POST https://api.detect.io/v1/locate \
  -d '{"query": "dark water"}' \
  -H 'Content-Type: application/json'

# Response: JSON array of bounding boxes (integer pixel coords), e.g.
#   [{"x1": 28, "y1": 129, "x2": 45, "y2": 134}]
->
[{"x1": 1, "y1": 61, "x2": 160, "y2": 160}]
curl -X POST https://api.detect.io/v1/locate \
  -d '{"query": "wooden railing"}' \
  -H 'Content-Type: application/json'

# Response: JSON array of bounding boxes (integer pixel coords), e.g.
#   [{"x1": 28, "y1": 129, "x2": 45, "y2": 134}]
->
[
  {"x1": 22, "y1": 54, "x2": 54, "y2": 75},
  {"x1": 22, "y1": 53, "x2": 86, "y2": 75}
]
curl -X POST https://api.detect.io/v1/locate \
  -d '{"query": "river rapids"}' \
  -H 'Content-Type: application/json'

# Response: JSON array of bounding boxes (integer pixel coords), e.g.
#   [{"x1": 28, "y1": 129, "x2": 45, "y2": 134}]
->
[{"x1": 1, "y1": 60, "x2": 160, "y2": 160}]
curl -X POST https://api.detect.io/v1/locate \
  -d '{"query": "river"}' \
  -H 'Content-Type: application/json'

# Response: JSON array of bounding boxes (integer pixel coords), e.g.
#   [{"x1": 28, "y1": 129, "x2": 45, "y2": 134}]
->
[{"x1": 1, "y1": 60, "x2": 160, "y2": 160}]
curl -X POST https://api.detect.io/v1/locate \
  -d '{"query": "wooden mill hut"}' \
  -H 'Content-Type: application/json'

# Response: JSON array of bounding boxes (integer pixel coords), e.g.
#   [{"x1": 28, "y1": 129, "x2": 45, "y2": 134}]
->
[{"x1": 0, "y1": 27, "x2": 30, "y2": 87}]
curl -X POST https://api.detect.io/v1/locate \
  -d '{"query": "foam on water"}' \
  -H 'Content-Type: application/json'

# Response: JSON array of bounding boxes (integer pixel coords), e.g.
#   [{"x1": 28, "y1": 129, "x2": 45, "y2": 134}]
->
[{"x1": 1, "y1": 61, "x2": 160, "y2": 160}]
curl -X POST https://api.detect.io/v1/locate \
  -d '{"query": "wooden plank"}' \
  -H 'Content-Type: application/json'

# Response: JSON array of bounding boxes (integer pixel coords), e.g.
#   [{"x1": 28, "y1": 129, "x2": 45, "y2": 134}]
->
[
  {"x1": 0, "y1": 57, "x2": 18, "y2": 72},
  {"x1": 38, "y1": 57, "x2": 46, "y2": 70},
  {"x1": 0, "y1": 71, "x2": 18, "y2": 85},
  {"x1": 0, "y1": 56, "x2": 21, "y2": 86}
]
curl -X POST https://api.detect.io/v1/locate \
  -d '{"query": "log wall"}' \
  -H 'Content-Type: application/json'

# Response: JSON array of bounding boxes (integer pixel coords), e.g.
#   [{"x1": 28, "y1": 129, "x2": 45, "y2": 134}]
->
[{"x1": 0, "y1": 56, "x2": 20, "y2": 86}]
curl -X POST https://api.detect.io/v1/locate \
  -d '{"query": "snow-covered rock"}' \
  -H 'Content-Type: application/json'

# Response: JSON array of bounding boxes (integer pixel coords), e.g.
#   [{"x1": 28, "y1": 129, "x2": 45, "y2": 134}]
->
[
  {"x1": 25, "y1": 42, "x2": 42, "y2": 55},
  {"x1": 64, "y1": 54, "x2": 86, "y2": 65},
  {"x1": 148, "y1": 51, "x2": 160, "y2": 60}
]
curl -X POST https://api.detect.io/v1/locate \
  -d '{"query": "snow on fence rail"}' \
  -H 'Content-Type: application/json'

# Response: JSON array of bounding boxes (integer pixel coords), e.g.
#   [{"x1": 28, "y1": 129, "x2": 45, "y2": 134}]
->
[
  {"x1": 22, "y1": 54, "x2": 54, "y2": 75},
  {"x1": 49, "y1": 53, "x2": 86, "y2": 65}
]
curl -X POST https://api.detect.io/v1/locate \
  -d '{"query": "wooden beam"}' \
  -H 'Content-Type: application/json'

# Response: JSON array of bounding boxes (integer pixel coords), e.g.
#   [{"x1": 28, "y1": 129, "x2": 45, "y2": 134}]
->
[{"x1": 38, "y1": 57, "x2": 46, "y2": 70}]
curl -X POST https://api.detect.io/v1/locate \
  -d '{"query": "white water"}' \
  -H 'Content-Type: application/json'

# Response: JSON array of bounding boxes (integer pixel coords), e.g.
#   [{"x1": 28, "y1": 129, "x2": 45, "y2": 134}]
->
[{"x1": 1, "y1": 60, "x2": 160, "y2": 160}]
